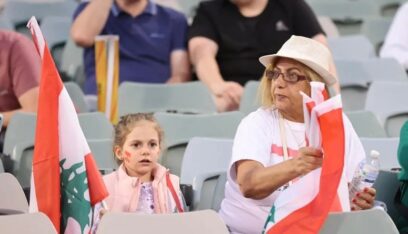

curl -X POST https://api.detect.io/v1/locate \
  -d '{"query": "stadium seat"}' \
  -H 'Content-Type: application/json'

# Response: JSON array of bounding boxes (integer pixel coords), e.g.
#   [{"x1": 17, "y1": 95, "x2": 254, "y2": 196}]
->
[
  {"x1": 0, "y1": 212, "x2": 57, "y2": 234},
  {"x1": 180, "y1": 137, "x2": 233, "y2": 210},
  {"x1": 1, "y1": 1, "x2": 77, "y2": 35},
  {"x1": 87, "y1": 139, "x2": 117, "y2": 174},
  {"x1": 361, "y1": 17, "x2": 392, "y2": 53},
  {"x1": 5, "y1": 112, "x2": 114, "y2": 187},
  {"x1": 64, "y1": 82, "x2": 89, "y2": 113},
  {"x1": 320, "y1": 208, "x2": 398, "y2": 234},
  {"x1": 328, "y1": 35, "x2": 375, "y2": 60},
  {"x1": 308, "y1": 0, "x2": 380, "y2": 35},
  {"x1": 365, "y1": 81, "x2": 408, "y2": 137},
  {"x1": 0, "y1": 173, "x2": 28, "y2": 214},
  {"x1": 373, "y1": 170, "x2": 401, "y2": 225},
  {"x1": 346, "y1": 110, "x2": 387, "y2": 137},
  {"x1": 118, "y1": 81, "x2": 216, "y2": 116},
  {"x1": 96, "y1": 210, "x2": 229, "y2": 234},
  {"x1": 60, "y1": 38, "x2": 84, "y2": 84},
  {"x1": 40, "y1": 16, "x2": 71, "y2": 69},
  {"x1": 155, "y1": 111, "x2": 243, "y2": 176},
  {"x1": 239, "y1": 80, "x2": 261, "y2": 114},
  {"x1": 360, "y1": 137, "x2": 400, "y2": 170}
]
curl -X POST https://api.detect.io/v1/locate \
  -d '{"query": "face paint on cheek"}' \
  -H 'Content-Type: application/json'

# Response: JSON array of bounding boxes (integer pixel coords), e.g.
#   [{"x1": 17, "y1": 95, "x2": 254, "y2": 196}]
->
[{"x1": 124, "y1": 151, "x2": 132, "y2": 162}]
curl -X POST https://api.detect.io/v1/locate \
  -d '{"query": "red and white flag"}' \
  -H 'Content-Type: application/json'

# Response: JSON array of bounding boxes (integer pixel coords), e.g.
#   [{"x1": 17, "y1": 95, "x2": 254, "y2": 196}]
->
[
  {"x1": 27, "y1": 17, "x2": 108, "y2": 234},
  {"x1": 264, "y1": 82, "x2": 349, "y2": 234}
]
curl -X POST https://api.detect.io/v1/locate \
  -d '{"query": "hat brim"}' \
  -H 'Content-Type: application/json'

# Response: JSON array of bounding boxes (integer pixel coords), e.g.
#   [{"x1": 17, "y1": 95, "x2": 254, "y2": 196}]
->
[{"x1": 259, "y1": 54, "x2": 337, "y2": 85}]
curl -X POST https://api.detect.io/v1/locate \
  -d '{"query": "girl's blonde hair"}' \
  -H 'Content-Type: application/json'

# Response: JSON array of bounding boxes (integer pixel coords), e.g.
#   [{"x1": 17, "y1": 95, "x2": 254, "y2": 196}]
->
[
  {"x1": 113, "y1": 113, "x2": 164, "y2": 163},
  {"x1": 258, "y1": 58, "x2": 327, "y2": 107}
]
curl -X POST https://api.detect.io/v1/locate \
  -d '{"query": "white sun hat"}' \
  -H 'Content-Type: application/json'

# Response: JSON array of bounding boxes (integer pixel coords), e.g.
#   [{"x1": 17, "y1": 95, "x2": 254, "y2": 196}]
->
[{"x1": 259, "y1": 35, "x2": 337, "y2": 85}]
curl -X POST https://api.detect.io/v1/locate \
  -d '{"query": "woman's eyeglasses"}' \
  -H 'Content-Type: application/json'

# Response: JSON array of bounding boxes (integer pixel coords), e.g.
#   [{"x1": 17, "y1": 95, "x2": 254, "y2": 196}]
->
[{"x1": 265, "y1": 70, "x2": 308, "y2": 83}]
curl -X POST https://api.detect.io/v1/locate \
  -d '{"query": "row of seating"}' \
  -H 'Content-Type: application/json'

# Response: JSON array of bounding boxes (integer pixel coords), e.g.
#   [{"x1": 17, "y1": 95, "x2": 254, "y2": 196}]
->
[{"x1": 0, "y1": 208, "x2": 399, "y2": 234}]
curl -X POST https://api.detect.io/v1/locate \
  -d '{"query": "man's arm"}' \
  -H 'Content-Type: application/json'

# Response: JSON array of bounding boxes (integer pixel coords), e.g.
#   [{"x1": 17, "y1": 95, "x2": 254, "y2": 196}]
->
[
  {"x1": 2, "y1": 87, "x2": 39, "y2": 127},
  {"x1": 71, "y1": 0, "x2": 113, "y2": 47},
  {"x1": 167, "y1": 50, "x2": 191, "y2": 83},
  {"x1": 189, "y1": 37, "x2": 243, "y2": 111}
]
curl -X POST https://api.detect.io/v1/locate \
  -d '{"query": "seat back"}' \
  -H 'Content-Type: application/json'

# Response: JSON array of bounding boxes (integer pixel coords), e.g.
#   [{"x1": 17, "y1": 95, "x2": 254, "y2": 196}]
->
[
  {"x1": 0, "y1": 173, "x2": 28, "y2": 213},
  {"x1": 346, "y1": 110, "x2": 387, "y2": 137},
  {"x1": 361, "y1": 17, "x2": 392, "y2": 53},
  {"x1": 0, "y1": 212, "x2": 57, "y2": 234},
  {"x1": 180, "y1": 137, "x2": 233, "y2": 210},
  {"x1": 239, "y1": 80, "x2": 260, "y2": 114},
  {"x1": 360, "y1": 137, "x2": 400, "y2": 170},
  {"x1": 155, "y1": 112, "x2": 243, "y2": 175},
  {"x1": 96, "y1": 210, "x2": 229, "y2": 234},
  {"x1": 88, "y1": 139, "x2": 117, "y2": 174},
  {"x1": 1, "y1": 1, "x2": 77, "y2": 35},
  {"x1": 118, "y1": 81, "x2": 216, "y2": 116},
  {"x1": 60, "y1": 38, "x2": 84, "y2": 84},
  {"x1": 5, "y1": 112, "x2": 113, "y2": 187},
  {"x1": 3, "y1": 112, "x2": 36, "y2": 156},
  {"x1": 78, "y1": 112, "x2": 113, "y2": 140},
  {"x1": 320, "y1": 208, "x2": 398, "y2": 234},
  {"x1": 372, "y1": 170, "x2": 401, "y2": 225},
  {"x1": 365, "y1": 81, "x2": 408, "y2": 137},
  {"x1": 328, "y1": 35, "x2": 375, "y2": 59},
  {"x1": 40, "y1": 16, "x2": 71, "y2": 69},
  {"x1": 308, "y1": 0, "x2": 380, "y2": 35},
  {"x1": 64, "y1": 82, "x2": 89, "y2": 113}
]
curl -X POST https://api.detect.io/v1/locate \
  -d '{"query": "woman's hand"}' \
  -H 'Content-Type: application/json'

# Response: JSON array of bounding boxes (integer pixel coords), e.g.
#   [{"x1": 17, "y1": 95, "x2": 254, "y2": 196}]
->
[
  {"x1": 351, "y1": 187, "x2": 376, "y2": 210},
  {"x1": 292, "y1": 147, "x2": 323, "y2": 176}
]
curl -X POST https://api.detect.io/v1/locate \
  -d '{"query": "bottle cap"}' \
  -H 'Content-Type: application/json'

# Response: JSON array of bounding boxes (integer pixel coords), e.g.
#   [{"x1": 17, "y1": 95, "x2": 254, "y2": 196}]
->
[{"x1": 370, "y1": 150, "x2": 380, "y2": 158}]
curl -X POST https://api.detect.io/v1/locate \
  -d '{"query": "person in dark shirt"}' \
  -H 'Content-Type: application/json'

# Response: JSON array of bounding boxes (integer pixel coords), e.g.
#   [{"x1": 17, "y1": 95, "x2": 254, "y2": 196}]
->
[
  {"x1": 188, "y1": 0, "x2": 328, "y2": 112},
  {"x1": 71, "y1": 0, "x2": 191, "y2": 95}
]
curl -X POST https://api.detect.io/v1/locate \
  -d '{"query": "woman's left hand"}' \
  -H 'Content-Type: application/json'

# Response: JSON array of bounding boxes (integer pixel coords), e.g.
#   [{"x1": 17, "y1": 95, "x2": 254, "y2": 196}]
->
[{"x1": 351, "y1": 187, "x2": 376, "y2": 210}]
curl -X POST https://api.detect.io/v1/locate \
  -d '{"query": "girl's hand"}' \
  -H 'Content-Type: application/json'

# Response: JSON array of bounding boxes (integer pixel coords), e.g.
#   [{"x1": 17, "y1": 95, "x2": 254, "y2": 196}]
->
[{"x1": 351, "y1": 187, "x2": 376, "y2": 210}]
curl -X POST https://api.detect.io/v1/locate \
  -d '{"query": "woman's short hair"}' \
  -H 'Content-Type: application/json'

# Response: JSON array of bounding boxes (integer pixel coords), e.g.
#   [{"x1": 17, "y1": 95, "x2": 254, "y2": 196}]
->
[{"x1": 258, "y1": 57, "x2": 327, "y2": 108}]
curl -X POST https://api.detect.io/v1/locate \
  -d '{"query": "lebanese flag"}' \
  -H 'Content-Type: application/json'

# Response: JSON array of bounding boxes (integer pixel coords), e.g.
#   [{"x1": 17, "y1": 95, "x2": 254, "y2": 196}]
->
[
  {"x1": 264, "y1": 82, "x2": 349, "y2": 234},
  {"x1": 27, "y1": 17, "x2": 108, "y2": 234}
]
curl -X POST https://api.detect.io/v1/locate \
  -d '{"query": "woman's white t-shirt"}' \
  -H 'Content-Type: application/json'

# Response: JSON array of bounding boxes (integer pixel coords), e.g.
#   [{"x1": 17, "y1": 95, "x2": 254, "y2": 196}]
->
[{"x1": 218, "y1": 108, "x2": 365, "y2": 234}]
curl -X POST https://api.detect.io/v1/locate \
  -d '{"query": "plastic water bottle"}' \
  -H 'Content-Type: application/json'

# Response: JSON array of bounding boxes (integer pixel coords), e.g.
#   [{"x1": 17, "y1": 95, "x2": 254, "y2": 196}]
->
[{"x1": 349, "y1": 150, "x2": 380, "y2": 206}]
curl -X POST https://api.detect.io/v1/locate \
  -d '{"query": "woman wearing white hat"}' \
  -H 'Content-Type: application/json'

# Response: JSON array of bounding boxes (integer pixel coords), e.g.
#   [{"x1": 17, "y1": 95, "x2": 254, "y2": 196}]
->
[{"x1": 218, "y1": 36, "x2": 376, "y2": 234}]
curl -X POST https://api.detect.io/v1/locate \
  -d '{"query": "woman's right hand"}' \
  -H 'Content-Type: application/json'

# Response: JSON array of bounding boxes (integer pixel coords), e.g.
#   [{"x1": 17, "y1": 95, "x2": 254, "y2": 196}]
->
[{"x1": 292, "y1": 147, "x2": 323, "y2": 176}]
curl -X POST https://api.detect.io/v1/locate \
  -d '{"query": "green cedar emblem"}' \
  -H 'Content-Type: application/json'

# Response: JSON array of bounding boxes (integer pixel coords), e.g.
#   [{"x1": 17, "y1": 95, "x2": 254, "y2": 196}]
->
[
  {"x1": 262, "y1": 205, "x2": 276, "y2": 234},
  {"x1": 60, "y1": 159, "x2": 91, "y2": 233}
]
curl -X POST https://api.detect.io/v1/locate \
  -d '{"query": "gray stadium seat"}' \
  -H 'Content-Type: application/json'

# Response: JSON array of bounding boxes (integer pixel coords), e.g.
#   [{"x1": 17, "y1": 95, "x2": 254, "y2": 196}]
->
[
  {"x1": 320, "y1": 208, "x2": 398, "y2": 234},
  {"x1": 155, "y1": 111, "x2": 243, "y2": 176},
  {"x1": 96, "y1": 210, "x2": 229, "y2": 234},
  {"x1": 346, "y1": 110, "x2": 387, "y2": 137},
  {"x1": 365, "y1": 81, "x2": 408, "y2": 137},
  {"x1": 180, "y1": 137, "x2": 233, "y2": 210},
  {"x1": 119, "y1": 81, "x2": 216, "y2": 116},
  {"x1": 0, "y1": 212, "x2": 57, "y2": 234},
  {"x1": 239, "y1": 80, "x2": 261, "y2": 114},
  {"x1": 360, "y1": 137, "x2": 400, "y2": 170},
  {"x1": 0, "y1": 173, "x2": 28, "y2": 214}
]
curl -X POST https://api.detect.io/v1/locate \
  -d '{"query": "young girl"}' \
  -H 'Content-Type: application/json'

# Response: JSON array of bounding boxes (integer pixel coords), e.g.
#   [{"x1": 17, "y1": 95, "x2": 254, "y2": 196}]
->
[{"x1": 93, "y1": 113, "x2": 185, "y2": 229}]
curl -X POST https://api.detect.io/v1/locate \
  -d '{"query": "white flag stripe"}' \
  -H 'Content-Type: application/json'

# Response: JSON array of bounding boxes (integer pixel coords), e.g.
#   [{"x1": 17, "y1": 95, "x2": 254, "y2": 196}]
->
[
  {"x1": 59, "y1": 88, "x2": 91, "y2": 167},
  {"x1": 310, "y1": 82, "x2": 326, "y2": 105},
  {"x1": 313, "y1": 94, "x2": 343, "y2": 116},
  {"x1": 27, "y1": 17, "x2": 45, "y2": 59}
]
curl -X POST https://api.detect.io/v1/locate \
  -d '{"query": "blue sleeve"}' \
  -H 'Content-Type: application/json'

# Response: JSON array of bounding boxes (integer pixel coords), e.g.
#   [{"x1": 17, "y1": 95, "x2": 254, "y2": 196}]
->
[{"x1": 170, "y1": 12, "x2": 188, "y2": 51}]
